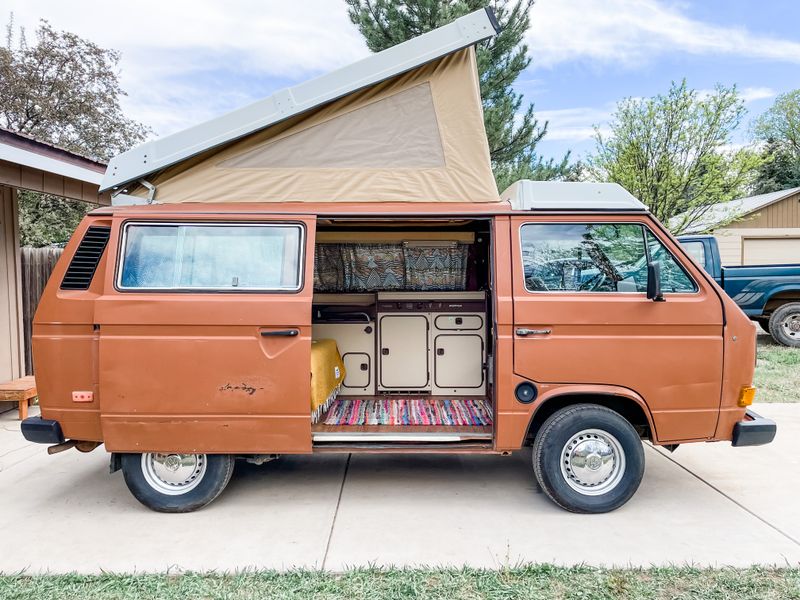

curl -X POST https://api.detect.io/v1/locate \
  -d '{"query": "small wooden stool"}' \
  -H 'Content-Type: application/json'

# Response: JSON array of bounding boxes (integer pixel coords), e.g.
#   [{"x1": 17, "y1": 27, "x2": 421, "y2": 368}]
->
[{"x1": 0, "y1": 376, "x2": 37, "y2": 420}]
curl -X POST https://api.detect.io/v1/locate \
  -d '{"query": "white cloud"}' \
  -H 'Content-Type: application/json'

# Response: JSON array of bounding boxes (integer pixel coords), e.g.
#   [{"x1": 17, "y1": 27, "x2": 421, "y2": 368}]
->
[
  {"x1": 739, "y1": 87, "x2": 777, "y2": 103},
  {"x1": 528, "y1": 0, "x2": 800, "y2": 69},
  {"x1": 3, "y1": 1, "x2": 794, "y2": 144},
  {"x1": 536, "y1": 107, "x2": 613, "y2": 142},
  {"x1": 3, "y1": 1, "x2": 368, "y2": 135}
]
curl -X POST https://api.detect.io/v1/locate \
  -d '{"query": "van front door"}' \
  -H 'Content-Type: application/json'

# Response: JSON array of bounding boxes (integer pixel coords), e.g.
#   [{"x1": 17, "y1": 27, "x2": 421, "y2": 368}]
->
[
  {"x1": 510, "y1": 215, "x2": 724, "y2": 442},
  {"x1": 96, "y1": 216, "x2": 316, "y2": 454}
]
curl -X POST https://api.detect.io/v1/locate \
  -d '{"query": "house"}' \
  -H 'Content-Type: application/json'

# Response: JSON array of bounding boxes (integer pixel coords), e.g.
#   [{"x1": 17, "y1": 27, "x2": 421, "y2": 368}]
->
[
  {"x1": 0, "y1": 127, "x2": 109, "y2": 394},
  {"x1": 681, "y1": 187, "x2": 800, "y2": 266}
]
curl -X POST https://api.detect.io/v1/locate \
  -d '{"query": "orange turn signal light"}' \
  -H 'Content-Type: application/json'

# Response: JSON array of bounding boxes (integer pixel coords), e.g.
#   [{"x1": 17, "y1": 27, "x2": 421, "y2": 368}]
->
[{"x1": 738, "y1": 386, "x2": 756, "y2": 407}]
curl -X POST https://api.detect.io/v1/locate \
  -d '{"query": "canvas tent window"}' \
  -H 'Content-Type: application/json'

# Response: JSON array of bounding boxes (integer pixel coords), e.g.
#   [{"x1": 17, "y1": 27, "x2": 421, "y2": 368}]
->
[{"x1": 218, "y1": 83, "x2": 445, "y2": 170}]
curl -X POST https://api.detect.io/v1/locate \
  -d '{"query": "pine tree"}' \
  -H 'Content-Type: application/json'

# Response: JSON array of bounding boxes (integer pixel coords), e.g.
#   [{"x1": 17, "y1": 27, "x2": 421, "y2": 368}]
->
[
  {"x1": 345, "y1": 0, "x2": 570, "y2": 191},
  {"x1": 753, "y1": 139, "x2": 800, "y2": 194}
]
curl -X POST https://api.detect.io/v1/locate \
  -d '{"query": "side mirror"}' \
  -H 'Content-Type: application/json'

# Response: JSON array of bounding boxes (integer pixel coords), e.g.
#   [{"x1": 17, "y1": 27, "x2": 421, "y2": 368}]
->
[{"x1": 647, "y1": 262, "x2": 665, "y2": 302}]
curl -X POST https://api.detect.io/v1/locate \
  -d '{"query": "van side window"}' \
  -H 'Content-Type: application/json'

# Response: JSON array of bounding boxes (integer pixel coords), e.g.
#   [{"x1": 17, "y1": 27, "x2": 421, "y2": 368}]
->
[
  {"x1": 119, "y1": 223, "x2": 303, "y2": 291},
  {"x1": 645, "y1": 230, "x2": 697, "y2": 293},
  {"x1": 520, "y1": 223, "x2": 696, "y2": 293}
]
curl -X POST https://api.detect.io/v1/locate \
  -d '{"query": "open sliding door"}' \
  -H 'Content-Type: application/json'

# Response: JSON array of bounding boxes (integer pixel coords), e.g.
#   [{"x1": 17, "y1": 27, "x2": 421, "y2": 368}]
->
[{"x1": 96, "y1": 215, "x2": 317, "y2": 454}]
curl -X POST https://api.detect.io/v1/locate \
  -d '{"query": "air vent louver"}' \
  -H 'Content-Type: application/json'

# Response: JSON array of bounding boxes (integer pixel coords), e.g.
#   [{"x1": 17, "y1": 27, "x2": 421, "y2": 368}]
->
[{"x1": 60, "y1": 226, "x2": 111, "y2": 290}]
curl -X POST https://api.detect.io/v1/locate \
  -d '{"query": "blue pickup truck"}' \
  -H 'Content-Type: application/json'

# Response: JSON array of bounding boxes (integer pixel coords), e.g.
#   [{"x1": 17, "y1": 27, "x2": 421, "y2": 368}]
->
[{"x1": 678, "y1": 235, "x2": 800, "y2": 347}]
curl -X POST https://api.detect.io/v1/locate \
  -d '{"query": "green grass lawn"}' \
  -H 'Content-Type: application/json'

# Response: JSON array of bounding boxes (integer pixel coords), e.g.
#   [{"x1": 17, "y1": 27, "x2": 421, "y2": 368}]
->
[
  {"x1": 1, "y1": 567, "x2": 799, "y2": 600},
  {"x1": 754, "y1": 331, "x2": 800, "y2": 403}
]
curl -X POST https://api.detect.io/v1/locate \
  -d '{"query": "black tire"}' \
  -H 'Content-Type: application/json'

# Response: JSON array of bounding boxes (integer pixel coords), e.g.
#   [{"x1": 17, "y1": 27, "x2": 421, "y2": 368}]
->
[
  {"x1": 532, "y1": 404, "x2": 644, "y2": 513},
  {"x1": 768, "y1": 302, "x2": 800, "y2": 347},
  {"x1": 121, "y1": 453, "x2": 235, "y2": 513}
]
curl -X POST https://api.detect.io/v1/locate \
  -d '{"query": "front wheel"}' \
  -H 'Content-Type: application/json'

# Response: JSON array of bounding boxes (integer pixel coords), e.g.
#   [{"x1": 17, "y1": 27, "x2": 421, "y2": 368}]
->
[
  {"x1": 768, "y1": 302, "x2": 800, "y2": 347},
  {"x1": 121, "y1": 452, "x2": 235, "y2": 512},
  {"x1": 532, "y1": 404, "x2": 645, "y2": 513}
]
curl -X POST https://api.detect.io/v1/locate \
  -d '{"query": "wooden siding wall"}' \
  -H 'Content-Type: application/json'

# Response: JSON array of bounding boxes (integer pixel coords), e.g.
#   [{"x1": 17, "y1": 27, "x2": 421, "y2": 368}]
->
[
  {"x1": 0, "y1": 185, "x2": 24, "y2": 389},
  {"x1": 20, "y1": 246, "x2": 63, "y2": 375},
  {"x1": 728, "y1": 192, "x2": 800, "y2": 229},
  {"x1": 0, "y1": 159, "x2": 110, "y2": 205}
]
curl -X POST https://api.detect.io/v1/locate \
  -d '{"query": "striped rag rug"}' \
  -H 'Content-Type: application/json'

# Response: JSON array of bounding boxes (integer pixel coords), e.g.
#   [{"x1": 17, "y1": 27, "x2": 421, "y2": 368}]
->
[{"x1": 323, "y1": 397, "x2": 493, "y2": 427}]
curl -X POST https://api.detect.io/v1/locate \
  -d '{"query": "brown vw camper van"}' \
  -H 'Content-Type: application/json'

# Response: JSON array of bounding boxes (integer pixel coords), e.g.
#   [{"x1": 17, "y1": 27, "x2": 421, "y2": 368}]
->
[{"x1": 21, "y1": 10, "x2": 775, "y2": 514}]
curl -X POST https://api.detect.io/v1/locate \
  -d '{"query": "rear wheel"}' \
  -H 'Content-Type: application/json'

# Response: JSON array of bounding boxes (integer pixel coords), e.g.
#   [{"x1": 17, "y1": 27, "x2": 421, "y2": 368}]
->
[
  {"x1": 532, "y1": 404, "x2": 644, "y2": 513},
  {"x1": 121, "y1": 452, "x2": 234, "y2": 512},
  {"x1": 769, "y1": 303, "x2": 800, "y2": 347}
]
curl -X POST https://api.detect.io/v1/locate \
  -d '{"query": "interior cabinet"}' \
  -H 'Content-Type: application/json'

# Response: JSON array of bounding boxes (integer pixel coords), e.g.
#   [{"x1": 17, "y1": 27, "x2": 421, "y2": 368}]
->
[
  {"x1": 433, "y1": 333, "x2": 484, "y2": 392},
  {"x1": 378, "y1": 315, "x2": 430, "y2": 390},
  {"x1": 315, "y1": 292, "x2": 486, "y2": 398},
  {"x1": 312, "y1": 322, "x2": 375, "y2": 395}
]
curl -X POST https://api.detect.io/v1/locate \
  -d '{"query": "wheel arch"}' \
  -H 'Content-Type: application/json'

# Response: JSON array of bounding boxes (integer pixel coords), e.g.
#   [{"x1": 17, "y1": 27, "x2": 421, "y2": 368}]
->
[
  {"x1": 763, "y1": 289, "x2": 800, "y2": 315},
  {"x1": 524, "y1": 390, "x2": 656, "y2": 445}
]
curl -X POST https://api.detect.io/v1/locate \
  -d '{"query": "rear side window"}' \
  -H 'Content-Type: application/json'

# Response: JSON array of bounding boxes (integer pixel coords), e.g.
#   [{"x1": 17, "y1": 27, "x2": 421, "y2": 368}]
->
[
  {"x1": 679, "y1": 240, "x2": 707, "y2": 269},
  {"x1": 118, "y1": 223, "x2": 303, "y2": 291},
  {"x1": 520, "y1": 223, "x2": 696, "y2": 293}
]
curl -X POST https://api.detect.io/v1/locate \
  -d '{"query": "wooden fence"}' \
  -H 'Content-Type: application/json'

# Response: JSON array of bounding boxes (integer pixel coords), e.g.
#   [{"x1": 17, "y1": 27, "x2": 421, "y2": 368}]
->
[{"x1": 20, "y1": 247, "x2": 63, "y2": 375}]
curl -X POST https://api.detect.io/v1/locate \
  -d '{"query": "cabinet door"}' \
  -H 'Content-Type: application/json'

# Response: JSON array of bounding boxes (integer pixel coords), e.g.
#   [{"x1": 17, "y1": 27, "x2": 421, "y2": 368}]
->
[
  {"x1": 342, "y1": 353, "x2": 371, "y2": 390},
  {"x1": 379, "y1": 315, "x2": 429, "y2": 389},
  {"x1": 434, "y1": 334, "x2": 484, "y2": 389},
  {"x1": 434, "y1": 314, "x2": 484, "y2": 331}
]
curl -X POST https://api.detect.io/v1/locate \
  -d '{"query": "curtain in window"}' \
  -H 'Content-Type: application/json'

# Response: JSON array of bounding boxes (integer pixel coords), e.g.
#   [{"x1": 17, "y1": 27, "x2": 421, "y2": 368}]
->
[{"x1": 314, "y1": 243, "x2": 468, "y2": 292}]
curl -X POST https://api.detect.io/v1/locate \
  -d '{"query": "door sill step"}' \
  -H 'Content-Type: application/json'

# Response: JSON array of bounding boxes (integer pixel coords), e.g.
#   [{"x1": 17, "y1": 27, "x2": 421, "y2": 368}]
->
[{"x1": 312, "y1": 431, "x2": 492, "y2": 443}]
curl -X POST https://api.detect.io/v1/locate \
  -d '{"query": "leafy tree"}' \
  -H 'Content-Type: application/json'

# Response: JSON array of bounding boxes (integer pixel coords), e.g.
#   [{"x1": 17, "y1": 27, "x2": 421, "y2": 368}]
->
[
  {"x1": 1, "y1": 17, "x2": 149, "y2": 246},
  {"x1": 753, "y1": 89, "x2": 800, "y2": 159},
  {"x1": 344, "y1": 0, "x2": 571, "y2": 191},
  {"x1": 588, "y1": 80, "x2": 762, "y2": 235},
  {"x1": 752, "y1": 90, "x2": 800, "y2": 194}
]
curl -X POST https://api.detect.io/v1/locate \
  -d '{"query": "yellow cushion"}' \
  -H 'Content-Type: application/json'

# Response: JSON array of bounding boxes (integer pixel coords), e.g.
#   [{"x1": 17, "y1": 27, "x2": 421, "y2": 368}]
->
[{"x1": 310, "y1": 339, "x2": 346, "y2": 414}]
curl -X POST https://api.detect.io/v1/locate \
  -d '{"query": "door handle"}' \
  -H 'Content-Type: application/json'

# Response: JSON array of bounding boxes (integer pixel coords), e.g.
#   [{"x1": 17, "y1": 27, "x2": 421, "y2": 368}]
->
[
  {"x1": 260, "y1": 329, "x2": 299, "y2": 337},
  {"x1": 516, "y1": 328, "x2": 551, "y2": 336}
]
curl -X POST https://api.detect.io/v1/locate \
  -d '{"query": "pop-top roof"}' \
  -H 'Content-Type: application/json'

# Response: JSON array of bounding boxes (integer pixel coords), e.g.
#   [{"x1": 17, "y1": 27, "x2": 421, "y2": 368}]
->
[
  {"x1": 101, "y1": 8, "x2": 500, "y2": 195},
  {"x1": 501, "y1": 180, "x2": 649, "y2": 211}
]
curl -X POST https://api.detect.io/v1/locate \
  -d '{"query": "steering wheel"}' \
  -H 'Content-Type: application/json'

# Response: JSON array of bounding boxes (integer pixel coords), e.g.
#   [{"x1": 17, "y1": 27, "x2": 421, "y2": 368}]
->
[{"x1": 578, "y1": 272, "x2": 608, "y2": 291}]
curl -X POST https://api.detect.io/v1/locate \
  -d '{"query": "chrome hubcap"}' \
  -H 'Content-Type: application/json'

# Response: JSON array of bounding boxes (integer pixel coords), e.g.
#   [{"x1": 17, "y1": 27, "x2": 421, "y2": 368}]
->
[
  {"x1": 560, "y1": 429, "x2": 626, "y2": 496},
  {"x1": 141, "y1": 453, "x2": 207, "y2": 496},
  {"x1": 782, "y1": 313, "x2": 800, "y2": 337}
]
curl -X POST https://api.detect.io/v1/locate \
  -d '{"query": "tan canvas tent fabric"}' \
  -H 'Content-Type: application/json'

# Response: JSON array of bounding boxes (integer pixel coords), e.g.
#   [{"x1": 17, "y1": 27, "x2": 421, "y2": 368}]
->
[{"x1": 130, "y1": 47, "x2": 498, "y2": 203}]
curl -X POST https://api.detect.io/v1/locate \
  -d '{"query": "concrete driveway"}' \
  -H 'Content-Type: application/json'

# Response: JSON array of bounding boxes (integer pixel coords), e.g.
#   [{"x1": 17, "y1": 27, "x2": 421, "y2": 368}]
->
[{"x1": 1, "y1": 404, "x2": 798, "y2": 573}]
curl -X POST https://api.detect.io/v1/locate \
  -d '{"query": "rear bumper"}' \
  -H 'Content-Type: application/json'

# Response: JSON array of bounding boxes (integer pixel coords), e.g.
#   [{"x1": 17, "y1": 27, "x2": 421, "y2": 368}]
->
[
  {"x1": 732, "y1": 409, "x2": 776, "y2": 447},
  {"x1": 21, "y1": 417, "x2": 65, "y2": 445}
]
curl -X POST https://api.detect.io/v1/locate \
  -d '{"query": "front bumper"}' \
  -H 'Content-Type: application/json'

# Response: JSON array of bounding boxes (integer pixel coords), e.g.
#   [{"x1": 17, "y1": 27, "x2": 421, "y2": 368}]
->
[
  {"x1": 21, "y1": 417, "x2": 65, "y2": 444},
  {"x1": 732, "y1": 409, "x2": 776, "y2": 447}
]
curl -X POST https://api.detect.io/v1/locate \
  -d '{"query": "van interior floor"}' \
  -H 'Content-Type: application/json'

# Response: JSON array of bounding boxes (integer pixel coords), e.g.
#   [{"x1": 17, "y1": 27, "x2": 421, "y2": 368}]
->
[{"x1": 311, "y1": 396, "x2": 493, "y2": 443}]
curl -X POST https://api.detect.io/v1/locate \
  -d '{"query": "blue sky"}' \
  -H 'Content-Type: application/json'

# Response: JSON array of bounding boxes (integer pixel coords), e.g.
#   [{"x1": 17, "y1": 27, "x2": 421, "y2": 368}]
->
[{"x1": 5, "y1": 0, "x2": 800, "y2": 164}]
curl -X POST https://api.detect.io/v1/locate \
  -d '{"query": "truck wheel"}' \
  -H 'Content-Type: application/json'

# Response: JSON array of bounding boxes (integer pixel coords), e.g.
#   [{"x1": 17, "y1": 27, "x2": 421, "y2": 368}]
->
[
  {"x1": 532, "y1": 404, "x2": 644, "y2": 513},
  {"x1": 121, "y1": 453, "x2": 234, "y2": 513},
  {"x1": 768, "y1": 303, "x2": 800, "y2": 347}
]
